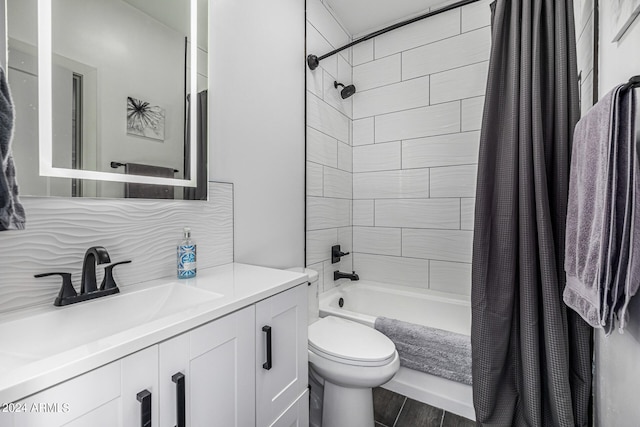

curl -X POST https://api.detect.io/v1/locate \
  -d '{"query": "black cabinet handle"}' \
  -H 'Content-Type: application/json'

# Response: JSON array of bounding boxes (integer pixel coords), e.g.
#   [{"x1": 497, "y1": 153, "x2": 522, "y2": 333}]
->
[
  {"x1": 262, "y1": 325, "x2": 272, "y2": 370},
  {"x1": 136, "y1": 389, "x2": 152, "y2": 427},
  {"x1": 172, "y1": 372, "x2": 186, "y2": 427}
]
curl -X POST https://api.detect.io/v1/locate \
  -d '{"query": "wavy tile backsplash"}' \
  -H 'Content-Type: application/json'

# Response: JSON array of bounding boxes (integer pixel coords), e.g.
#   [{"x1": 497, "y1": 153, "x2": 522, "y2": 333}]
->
[{"x1": 0, "y1": 182, "x2": 233, "y2": 314}]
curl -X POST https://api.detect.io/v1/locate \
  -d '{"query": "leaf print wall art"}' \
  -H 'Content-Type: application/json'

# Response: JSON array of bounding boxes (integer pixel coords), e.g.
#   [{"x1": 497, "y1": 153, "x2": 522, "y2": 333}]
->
[{"x1": 126, "y1": 96, "x2": 165, "y2": 141}]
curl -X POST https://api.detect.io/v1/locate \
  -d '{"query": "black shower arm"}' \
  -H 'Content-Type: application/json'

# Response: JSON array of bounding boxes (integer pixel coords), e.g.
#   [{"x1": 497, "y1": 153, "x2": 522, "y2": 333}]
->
[{"x1": 307, "y1": 0, "x2": 481, "y2": 70}]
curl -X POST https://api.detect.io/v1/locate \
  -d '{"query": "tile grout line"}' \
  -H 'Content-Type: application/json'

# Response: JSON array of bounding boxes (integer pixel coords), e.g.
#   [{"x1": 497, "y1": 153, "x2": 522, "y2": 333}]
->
[
  {"x1": 369, "y1": 25, "x2": 490, "y2": 64},
  {"x1": 392, "y1": 396, "x2": 408, "y2": 427},
  {"x1": 353, "y1": 128, "x2": 482, "y2": 148},
  {"x1": 354, "y1": 59, "x2": 489, "y2": 97}
]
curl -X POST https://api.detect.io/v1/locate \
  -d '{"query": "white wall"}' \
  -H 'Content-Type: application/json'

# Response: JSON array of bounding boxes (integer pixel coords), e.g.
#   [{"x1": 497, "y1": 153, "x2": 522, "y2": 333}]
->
[
  {"x1": 594, "y1": 1, "x2": 640, "y2": 425},
  {"x1": 210, "y1": 0, "x2": 305, "y2": 269},
  {"x1": 305, "y1": 0, "x2": 354, "y2": 293}
]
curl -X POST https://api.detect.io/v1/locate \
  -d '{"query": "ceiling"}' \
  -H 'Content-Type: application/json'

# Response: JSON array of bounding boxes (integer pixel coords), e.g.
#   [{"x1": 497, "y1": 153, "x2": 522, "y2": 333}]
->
[
  {"x1": 323, "y1": 0, "x2": 455, "y2": 37},
  {"x1": 122, "y1": 0, "x2": 208, "y2": 49}
]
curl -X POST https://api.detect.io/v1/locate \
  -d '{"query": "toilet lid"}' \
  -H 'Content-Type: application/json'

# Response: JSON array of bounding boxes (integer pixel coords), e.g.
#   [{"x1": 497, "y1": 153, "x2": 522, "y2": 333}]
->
[{"x1": 308, "y1": 316, "x2": 396, "y2": 366}]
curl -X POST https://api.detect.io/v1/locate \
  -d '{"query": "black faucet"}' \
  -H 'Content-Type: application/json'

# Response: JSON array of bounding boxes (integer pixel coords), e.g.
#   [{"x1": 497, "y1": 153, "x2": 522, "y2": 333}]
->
[
  {"x1": 35, "y1": 246, "x2": 131, "y2": 306},
  {"x1": 81, "y1": 246, "x2": 112, "y2": 294},
  {"x1": 334, "y1": 271, "x2": 359, "y2": 281}
]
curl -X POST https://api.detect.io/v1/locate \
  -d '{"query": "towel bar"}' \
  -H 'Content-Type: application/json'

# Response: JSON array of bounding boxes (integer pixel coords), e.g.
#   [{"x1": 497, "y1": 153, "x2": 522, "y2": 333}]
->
[
  {"x1": 622, "y1": 75, "x2": 640, "y2": 91},
  {"x1": 110, "y1": 161, "x2": 178, "y2": 173}
]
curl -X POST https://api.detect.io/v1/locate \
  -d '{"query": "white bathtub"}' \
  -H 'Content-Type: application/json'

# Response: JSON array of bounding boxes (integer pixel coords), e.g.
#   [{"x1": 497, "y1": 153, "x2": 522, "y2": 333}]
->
[{"x1": 319, "y1": 281, "x2": 475, "y2": 421}]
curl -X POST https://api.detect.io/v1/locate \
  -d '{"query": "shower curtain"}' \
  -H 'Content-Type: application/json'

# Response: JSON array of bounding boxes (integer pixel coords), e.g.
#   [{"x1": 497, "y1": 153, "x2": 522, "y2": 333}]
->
[
  {"x1": 184, "y1": 90, "x2": 208, "y2": 200},
  {"x1": 471, "y1": 1, "x2": 592, "y2": 426}
]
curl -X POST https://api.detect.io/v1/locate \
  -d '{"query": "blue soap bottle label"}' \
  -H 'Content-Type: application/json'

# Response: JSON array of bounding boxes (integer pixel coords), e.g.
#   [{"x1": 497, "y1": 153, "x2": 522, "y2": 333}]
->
[{"x1": 177, "y1": 227, "x2": 197, "y2": 279}]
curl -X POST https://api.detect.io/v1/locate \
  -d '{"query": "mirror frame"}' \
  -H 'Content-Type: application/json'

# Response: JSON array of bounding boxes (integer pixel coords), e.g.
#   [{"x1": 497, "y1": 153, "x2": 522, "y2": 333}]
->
[{"x1": 37, "y1": 0, "x2": 199, "y2": 188}]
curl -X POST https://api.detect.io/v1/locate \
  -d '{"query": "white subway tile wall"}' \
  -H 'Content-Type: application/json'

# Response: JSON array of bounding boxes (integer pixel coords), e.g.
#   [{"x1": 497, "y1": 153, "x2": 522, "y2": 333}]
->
[
  {"x1": 306, "y1": 0, "x2": 492, "y2": 297},
  {"x1": 353, "y1": 142, "x2": 402, "y2": 172},
  {"x1": 349, "y1": 0, "x2": 492, "y2": 297},
  {"x1": 352, "y1": 200, "x2": 374, "y2": 226},
  {"x1": 353, "y1": 75, "x2": 430, "y2": 119},
  {"x1": 352, "y1": 53, "x2": 401, "y2": 92},
  {"x1": 352, "y1": 117, "x2": 375, "y2": 146},
  {"x1": 306, "y1": 0, "x2": 354, "y2": 292},
  {"x1": 353, "y1": 169, "x2": 430, "y2": 199},
  {"x1": 352, "y1": 39, "x2": 374, "y2": 66}
]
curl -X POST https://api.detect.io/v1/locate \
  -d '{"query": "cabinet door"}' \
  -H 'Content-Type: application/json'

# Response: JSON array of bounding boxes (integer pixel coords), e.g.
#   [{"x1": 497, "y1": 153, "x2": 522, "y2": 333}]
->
[
  {"x1": 159, "y1": 334, "x2": 190, "y2": 427},
  {"x1": 62, "y1": 398, "x2": 121, "y2": 427},
  {"x1": 255, "y1": 285, "x2": 308, "y2": 427},
  {"x1": 270, "y1": 390, "x2": 309, "y2": 427},
  {"x1": 121, "y1": 346, "x2": 158, "y2": 427},
  {"x1": 189, "y1": 306, "x2": 255, "y2": 427},
  {"x1": 12, "y1": 361, "x2": 121, "y2": 427}
]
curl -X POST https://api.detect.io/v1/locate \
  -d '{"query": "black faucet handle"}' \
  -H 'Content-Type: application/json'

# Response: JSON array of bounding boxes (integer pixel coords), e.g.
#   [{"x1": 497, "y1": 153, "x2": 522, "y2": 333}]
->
[
  {"x1": 331, "y1": 245, "x2": 351, "y2": 264},
  {"x1": 100, "y1": 260, "x2": 131, "y2": 291},
  {"x1": 35, "y1": 272, "x2": 78, "y2": 306}
]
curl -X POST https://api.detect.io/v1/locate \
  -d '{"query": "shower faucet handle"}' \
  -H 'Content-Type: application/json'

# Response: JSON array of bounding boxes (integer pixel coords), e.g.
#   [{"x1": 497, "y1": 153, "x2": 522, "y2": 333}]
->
[{"x1": 331, "y1": 245, "x2": 350, "y2": 264}]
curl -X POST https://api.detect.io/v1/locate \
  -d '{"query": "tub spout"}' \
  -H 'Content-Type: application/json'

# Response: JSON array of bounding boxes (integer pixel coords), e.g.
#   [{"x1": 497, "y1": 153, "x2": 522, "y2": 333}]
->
[{"x1": 334, "y1": 271, "x2": 359, "y2": 281}]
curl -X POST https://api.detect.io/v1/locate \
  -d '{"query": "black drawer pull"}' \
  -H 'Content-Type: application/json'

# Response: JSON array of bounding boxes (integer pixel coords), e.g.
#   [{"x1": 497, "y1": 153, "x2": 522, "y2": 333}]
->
[
  {"x1": 262, "y1": 325, "x2": 272, "y2": 370},
  {"x1": 172, "y1": 372, "x2": 186, "y2": 427},
  {"x1": 136, "y1": 389, "x2": 152, "y2": 427}
]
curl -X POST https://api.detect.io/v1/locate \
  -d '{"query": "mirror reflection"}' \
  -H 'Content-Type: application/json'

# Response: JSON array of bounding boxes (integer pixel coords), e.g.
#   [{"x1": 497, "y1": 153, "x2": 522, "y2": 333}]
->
[{"x1": 6, "y1": 0, "x2": 208, "y2": 199}]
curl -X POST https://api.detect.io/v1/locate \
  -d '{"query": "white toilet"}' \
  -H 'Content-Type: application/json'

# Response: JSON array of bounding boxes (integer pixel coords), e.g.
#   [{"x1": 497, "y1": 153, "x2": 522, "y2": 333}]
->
[{"x1": 291, "y1": 268, "x2": 400, "y2": 427}]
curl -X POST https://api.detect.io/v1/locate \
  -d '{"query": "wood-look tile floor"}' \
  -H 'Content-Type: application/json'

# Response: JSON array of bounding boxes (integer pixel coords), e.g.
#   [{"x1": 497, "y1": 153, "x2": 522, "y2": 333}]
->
[{"x1": 373, "y1": 387, "x2": 475, "y2": 427}]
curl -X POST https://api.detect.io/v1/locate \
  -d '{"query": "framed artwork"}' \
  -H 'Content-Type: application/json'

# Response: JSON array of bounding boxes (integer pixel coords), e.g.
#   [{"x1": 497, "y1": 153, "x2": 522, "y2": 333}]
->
[
  {"x1": 126, "y1": 96, "x2": 165, "y2": 141},
  {"x1": 610, "y1": 0, "x2": 640, "y2": 41}
]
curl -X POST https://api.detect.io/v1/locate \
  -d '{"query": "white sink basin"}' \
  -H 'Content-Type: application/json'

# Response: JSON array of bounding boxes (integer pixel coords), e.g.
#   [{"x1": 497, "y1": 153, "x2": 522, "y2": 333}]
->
[{"x1": 0, "y1": 284, "x2": 222, "y2": 368}]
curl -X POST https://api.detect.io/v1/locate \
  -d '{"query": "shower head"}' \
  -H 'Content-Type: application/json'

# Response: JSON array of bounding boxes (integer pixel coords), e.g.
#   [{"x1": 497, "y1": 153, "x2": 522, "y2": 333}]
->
[{"x1": 334, "y1": 81, "x2": 356, "y2": 99}]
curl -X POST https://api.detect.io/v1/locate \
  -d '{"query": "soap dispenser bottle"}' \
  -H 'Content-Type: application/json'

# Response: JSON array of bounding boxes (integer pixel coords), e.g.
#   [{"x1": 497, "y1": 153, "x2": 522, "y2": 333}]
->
[{"x1": 177, "y1": 227, "x2": 197, "y2": 279}]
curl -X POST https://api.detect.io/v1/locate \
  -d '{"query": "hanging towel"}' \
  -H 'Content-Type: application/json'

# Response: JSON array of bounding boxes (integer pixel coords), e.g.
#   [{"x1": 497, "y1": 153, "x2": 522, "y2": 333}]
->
[
  {"x1": 564, "y1": 84, "x2": 639, "y2": 333},
  {"x1": 0, "y1": 66, "x2": 25, "y2": 231},
  {"x1": 124, "y1": 162, "x2": 175, "y2": 199},
  {"x1": 374, "y1": 317, "x2": 472, "y2": 385},
  {"x1": 613, "y1": 87, "x2": 640, "y2": 332}
]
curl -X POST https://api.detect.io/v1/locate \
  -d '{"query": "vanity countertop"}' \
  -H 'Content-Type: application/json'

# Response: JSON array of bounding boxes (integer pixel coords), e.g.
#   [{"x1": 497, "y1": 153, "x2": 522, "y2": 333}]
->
[{"x1": 0, "y1": 263, "x2": 307, "y2": 404}]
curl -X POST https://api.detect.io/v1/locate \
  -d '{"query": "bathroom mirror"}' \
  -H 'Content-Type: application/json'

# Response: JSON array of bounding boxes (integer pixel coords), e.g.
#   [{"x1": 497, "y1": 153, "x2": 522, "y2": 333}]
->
[{"x1": 5, "y1": 0, "x2": 209, "y2": 199}]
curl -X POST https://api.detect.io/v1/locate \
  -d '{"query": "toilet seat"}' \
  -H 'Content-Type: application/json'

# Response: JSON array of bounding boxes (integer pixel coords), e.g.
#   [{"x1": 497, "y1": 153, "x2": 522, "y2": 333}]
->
[{"x1": 308, "y1": 316, "x2": 396, "y2": 367}]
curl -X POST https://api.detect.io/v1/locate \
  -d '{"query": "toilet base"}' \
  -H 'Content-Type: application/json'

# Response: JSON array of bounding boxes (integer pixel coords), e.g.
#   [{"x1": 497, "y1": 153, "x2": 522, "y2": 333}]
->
[{"x1": 322, "y1": 381, "x2": 374, "y2": 427}]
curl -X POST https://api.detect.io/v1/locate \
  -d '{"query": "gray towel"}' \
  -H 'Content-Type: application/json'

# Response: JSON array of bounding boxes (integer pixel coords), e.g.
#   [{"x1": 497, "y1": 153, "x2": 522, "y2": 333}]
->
[
  {"x1": 614, "y1": 87, "x2": 640, "y2": 332},
  {"x1": 564, "y1": 84, "x2": 639, "y2": 333},
  {"x1": 0, "y1": 66, "x2": 25, "y2": 231},
  {"x1": 124, "y1": 163, "x2": 175, "y2": 199},
  {"x1": 374, "y1": 317, "x2": 472, "y2": 385}
]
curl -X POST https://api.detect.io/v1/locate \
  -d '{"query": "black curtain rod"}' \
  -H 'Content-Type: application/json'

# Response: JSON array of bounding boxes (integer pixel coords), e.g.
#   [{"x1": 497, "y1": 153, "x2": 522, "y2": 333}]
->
[{"x1": 307, "y1": 0, "x2": 482, "y2": 70}]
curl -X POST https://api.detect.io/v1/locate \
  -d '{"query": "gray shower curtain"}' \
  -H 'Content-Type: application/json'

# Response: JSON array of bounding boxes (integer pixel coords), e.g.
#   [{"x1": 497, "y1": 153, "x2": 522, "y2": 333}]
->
[{"x1": 471, "y1": 1, "x2": 592, "y2": 426}]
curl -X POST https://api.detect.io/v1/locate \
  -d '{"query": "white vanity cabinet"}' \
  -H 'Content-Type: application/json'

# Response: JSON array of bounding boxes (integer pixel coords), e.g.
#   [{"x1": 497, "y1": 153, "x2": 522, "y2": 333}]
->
[
  {"x1": 188, "y1": 305, "x2": 255, "y2": 427},
  {"x1": 158, "y1": 334, "x2": 190, "y2": 427},
  {"x1": 6, "y1": 283, "x2": 308, "y2": 427},
  {"x1": 121, "y1": 345, "x2": 159, "y2": 426},
  {"x1": 10, "y1": 362, "x2": 122, "y2": 427},
  {"x1": 255, "y1": 284, "x2": 308, "y2": 427}
]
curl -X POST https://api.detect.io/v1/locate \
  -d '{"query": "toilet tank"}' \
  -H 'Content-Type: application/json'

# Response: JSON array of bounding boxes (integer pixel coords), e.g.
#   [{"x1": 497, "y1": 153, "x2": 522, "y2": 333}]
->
[{"x1": 287, "y1": 267, "x2": 320, "y2": 325}]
